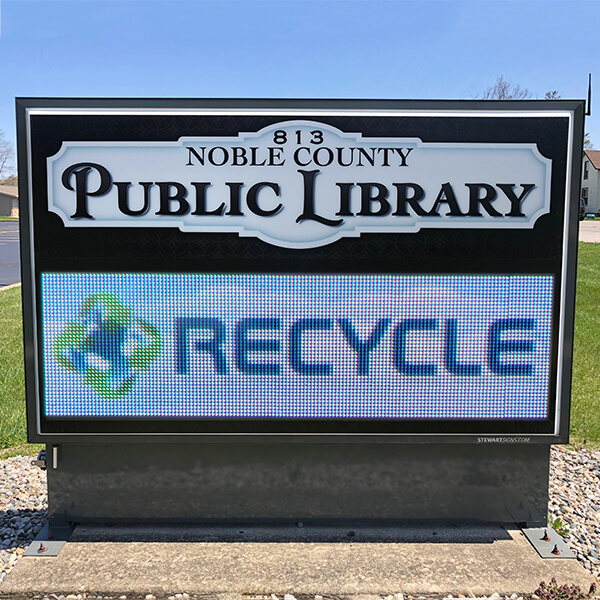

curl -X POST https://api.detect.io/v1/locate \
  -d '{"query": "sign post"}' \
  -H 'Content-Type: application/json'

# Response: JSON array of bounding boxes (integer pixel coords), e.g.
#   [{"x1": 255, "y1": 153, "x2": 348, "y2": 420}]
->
[{"x1": 17, "y1": 99, "x2": 584, "y2": 527}]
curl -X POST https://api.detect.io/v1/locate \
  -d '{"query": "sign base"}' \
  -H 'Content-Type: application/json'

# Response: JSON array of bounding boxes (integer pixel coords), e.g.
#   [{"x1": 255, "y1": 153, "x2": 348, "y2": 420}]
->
[{"x1": 46, "y1": 443, "x2": 550, "y2": 527}]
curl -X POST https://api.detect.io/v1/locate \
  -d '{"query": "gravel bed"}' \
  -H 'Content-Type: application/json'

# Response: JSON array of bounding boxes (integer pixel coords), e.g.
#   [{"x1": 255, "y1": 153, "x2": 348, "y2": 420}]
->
[
  {"x1": 549, "y1": 445, "x2": 600, "y2": 579},
  {"x1": 0, "y1": 446, "x2": 599, "y2": 594},
  {"x1": 0, "y1": 455, "x2": 48, "y2": 583}
]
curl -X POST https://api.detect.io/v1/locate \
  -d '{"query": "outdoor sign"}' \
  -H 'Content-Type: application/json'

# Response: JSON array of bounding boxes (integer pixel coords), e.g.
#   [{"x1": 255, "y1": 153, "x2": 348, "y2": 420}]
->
[{"x1": 17, "y1": 99, "x2": 584, "y2": 443}]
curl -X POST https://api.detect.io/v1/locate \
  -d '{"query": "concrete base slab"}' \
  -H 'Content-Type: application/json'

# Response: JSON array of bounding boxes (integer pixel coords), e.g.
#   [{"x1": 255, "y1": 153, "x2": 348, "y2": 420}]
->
[{"x1": 0, "y1": 524, "x2": 596, "y2": 599}]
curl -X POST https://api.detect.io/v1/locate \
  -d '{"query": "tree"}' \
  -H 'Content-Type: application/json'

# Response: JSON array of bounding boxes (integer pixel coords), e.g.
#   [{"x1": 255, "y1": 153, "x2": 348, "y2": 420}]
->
[
  {"x1": 0, "y1": 130, "x2": 15, "y2": 181},
  {"x1": 545, "y1": 90, "x2": 561, "y2": 100},
  {"x1": 481, "y1": 75, "x2": 532, "y2": 100},
  {"x1": 0, "y1": 175, "x2": 17, "y2": 186}
]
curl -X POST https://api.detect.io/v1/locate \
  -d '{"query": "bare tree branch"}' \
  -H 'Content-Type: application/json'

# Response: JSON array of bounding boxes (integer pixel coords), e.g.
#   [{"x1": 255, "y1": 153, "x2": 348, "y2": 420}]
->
[
  {"x1": 0, "y1": 130, "x2": 15, "y2": 181},
  {"x1": 481, "y1": 75, "x2": 532, "y2": 100}
]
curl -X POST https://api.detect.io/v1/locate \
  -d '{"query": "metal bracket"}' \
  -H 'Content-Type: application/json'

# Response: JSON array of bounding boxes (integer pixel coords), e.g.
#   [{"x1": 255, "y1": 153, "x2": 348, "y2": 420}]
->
[
  {"x1": 521, "y1": 527, "x2": 575, "y2": 559},
  {"x1": 24, "y1": 522, "x2": 75, "y2": 557},
  {"x1": 30, "y1": 448, "x2": 46, "y2": 470}
]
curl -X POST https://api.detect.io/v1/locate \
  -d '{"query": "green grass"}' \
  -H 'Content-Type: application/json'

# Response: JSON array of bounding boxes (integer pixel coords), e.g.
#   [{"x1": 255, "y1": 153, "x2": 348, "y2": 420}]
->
[
  {"x1": 0, "y1": 216, "x2": 18, "y2": 221},
  {"x1": 0, "y1": 443, "x2": 43, "y2": 459},
  {"x1": 1, "y1": 245, "x2": 600, "y2": 454},
  {"x1": 0, "y1": 286, "x2": 33, "y2": 449},
  {"x1": 0, "y1": 285, "x2": 29, "y2": 450},
  {"x1": 570, "y1": 243, "x2": 600, "y2": 447},
  {"x1": 0, "y1": 284, "x2": 42, "y2": 457}
]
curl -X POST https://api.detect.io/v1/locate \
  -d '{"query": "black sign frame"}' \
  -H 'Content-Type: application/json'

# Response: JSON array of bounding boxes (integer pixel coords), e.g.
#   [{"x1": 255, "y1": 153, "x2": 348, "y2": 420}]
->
[{"x1": 16, "y1": 97, "x2": 584, "y2": 444}]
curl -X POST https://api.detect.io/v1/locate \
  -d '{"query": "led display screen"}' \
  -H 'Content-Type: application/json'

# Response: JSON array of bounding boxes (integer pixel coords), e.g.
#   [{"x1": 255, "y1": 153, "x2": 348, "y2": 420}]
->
[{"x1": 41, "y1": 273, "x2": 553, "y2": 421}]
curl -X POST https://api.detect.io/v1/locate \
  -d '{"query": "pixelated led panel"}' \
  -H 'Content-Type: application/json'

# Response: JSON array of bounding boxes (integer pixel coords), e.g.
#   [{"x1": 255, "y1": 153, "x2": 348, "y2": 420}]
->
[{"x1": 40, "y1": 273, "x2": 553, "y2": 420}]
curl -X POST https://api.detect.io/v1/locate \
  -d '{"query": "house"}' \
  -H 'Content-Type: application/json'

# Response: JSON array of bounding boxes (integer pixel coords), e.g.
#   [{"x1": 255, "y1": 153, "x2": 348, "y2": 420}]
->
[
  {"x1": 581, "y1": 150, "x2": 600, "y2": 215},
  {"x1": 0, "y1": 185, "x2": 18, "y2": 217}
]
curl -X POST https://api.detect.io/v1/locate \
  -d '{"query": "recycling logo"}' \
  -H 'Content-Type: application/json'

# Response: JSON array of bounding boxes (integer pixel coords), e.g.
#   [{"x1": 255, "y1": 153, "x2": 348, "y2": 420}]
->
[{"x1": 53, "y1": 293, "x2": 161, "y2": 398}]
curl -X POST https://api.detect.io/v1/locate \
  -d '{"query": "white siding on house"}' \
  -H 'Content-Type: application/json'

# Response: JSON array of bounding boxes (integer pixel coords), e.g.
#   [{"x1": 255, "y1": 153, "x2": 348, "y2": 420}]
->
[
  {"x1": 581, "y1": 152, "x2": 600, "y2": 214},
  {"x1": 0, "y1": 193, "x2": 14, "y2": 217},
  {"x1": 0, "y1": 185, "x2": 18, "y2": 217}
]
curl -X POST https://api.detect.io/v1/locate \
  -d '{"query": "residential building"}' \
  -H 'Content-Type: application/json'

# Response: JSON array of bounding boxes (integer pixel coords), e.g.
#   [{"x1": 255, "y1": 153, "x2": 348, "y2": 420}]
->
[
  {"x1": 0, "y1": 185, "x2": 18, "y2": 217},
  {"x1": 581, "y1": 150, "x2": 600, "y2": 215}
]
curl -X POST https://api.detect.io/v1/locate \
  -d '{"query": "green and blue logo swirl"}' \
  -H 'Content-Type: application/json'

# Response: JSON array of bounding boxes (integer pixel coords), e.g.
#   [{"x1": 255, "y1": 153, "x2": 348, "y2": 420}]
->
[{"x1": 53, "y1": 293, "x2": 161, "y2": 398}]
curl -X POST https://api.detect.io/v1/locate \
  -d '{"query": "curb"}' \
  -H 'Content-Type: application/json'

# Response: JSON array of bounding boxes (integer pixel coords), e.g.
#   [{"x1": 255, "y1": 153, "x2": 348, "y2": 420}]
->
[{"x1": 0, "y1": 283, "x2": 21, "y2": 292}]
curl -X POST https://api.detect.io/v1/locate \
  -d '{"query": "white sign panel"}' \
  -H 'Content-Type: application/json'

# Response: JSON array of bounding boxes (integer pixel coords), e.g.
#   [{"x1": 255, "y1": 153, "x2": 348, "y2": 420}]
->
[{"x1": 47, "y1": 121, "x2": 552, "y2": 249}]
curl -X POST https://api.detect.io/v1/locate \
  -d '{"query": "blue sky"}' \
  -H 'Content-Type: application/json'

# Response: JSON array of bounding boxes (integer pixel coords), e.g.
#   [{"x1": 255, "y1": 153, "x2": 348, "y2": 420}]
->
[{"x1": 0, "y1": 0, "x2": 598, "y2": 165}]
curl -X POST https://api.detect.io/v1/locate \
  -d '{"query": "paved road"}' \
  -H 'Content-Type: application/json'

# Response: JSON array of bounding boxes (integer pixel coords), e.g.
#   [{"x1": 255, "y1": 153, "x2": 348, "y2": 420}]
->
[
  {"x1": 580, "y1": 220, "x2": 600, "y2": 243},
  {"x1": 0, "y1": 221, "x2": 21, "y2": 288}
]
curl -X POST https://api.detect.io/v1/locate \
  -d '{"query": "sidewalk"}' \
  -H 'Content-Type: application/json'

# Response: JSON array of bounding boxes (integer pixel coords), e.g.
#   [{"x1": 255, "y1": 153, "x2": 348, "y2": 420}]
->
[
  {"x1": 0, "y1": 524, "x2": 595, "y2": 598},
  {"x1": 580, "y1": 220, "x2": 600, "y2": 243}
]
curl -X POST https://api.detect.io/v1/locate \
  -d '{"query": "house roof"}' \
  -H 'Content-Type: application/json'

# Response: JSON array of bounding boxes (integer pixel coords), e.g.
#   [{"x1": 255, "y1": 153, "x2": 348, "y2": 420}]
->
[
  {"x1": 0, "y1": 185, "x2": 18, "y2": 198},
  {"x1": 585, "y1": 150, "x2": 600, "y2": 170}
]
